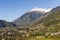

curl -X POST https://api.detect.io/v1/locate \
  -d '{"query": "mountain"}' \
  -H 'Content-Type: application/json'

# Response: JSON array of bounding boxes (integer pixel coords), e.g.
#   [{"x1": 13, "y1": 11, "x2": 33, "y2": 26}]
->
[
  {"x1": 13, "y1": 7, "x2": 51, "y2": 26},
  {"x1": 0, "y1": 20, "x2": 16, "y2": 28},
  {"x1": 33, "y1": 6, "x2": 60, "y2": 32}
]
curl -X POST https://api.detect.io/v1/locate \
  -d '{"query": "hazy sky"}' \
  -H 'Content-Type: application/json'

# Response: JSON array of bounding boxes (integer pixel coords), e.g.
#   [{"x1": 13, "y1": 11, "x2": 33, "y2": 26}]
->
[{"x1": 0, "y1": 0, "x2": 60, "y2": 22}]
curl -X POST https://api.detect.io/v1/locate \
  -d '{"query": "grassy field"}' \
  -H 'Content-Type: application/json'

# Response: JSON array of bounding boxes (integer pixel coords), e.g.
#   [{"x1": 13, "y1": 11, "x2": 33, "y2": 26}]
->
[{"x1": 26, "y1": 36, "x2": 60, "y2": 40}]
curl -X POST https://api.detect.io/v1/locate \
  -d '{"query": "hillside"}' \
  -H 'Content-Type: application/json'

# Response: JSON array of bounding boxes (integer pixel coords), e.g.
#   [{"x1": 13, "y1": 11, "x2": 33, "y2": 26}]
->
[{"x1": 33, "y1": 6, "x2": 60, "y2": 32}]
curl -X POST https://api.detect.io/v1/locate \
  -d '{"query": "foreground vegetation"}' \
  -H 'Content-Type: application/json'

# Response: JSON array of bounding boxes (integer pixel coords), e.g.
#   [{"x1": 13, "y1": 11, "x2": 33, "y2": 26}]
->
[{"x1": 26, "y1": 36, "x2": 60, "y2": 40}]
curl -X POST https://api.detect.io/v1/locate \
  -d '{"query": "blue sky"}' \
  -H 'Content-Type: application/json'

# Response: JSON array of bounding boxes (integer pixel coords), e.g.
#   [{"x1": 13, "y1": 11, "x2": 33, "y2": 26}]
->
[{"x1": 0, "y1": 0, "x2": 60, "y2": 22}]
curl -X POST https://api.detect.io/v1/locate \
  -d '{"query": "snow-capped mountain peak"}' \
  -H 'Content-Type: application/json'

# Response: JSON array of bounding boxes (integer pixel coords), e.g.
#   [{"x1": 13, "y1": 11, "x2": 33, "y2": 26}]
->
[{"x1": 29, "y1": 7, "x2": 52, "y2": 12}]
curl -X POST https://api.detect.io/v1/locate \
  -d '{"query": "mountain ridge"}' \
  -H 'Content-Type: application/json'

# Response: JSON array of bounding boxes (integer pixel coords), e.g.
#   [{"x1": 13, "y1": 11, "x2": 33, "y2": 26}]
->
[
  {"x1": 13, "y1": 7, "x2": 50, "y2": 26},
  {"x1": 0, "y1": 20, "x2": 16, "y2": 28}
]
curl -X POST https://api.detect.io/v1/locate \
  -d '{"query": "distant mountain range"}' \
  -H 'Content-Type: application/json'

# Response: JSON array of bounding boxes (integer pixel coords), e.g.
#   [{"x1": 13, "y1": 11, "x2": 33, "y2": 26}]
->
[
  {"x1": 13, "y1": 7, "x2": 51, "y2": 26},
  {"x1": 0, "y1": 20, "x2": 16, "y2": 28},
  {"x1": 0, "y1": 6, "x2": 60, "y2": 29}
]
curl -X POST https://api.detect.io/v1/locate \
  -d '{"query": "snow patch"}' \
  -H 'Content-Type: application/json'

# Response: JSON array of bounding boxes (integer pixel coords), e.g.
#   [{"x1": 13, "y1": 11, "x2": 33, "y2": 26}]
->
[{"x1": 29, "y1": 7, "x2": 52, "y2": 12}]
